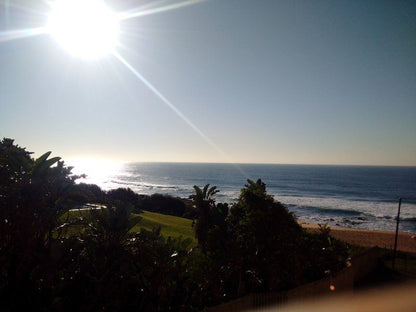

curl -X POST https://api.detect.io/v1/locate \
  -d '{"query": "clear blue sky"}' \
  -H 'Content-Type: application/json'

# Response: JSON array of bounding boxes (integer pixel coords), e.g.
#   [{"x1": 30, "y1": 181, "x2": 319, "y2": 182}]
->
[{"x1": 1, "y1": 0, "x2": 415, "y2": 165}]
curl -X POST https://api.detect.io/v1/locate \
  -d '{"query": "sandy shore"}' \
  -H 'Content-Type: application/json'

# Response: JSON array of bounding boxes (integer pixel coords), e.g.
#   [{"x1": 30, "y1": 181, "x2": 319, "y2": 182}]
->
[{"x1": 300, "y1": 222, "x2": 416, "y2": 254}]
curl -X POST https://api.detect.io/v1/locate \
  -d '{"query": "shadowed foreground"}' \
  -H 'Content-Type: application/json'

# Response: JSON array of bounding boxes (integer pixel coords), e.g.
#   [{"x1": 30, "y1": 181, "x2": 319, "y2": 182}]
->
[
  {"x1": 0, "y1": 138, "x2": 353, "y2": 311},
  {"x1": 270, "y1": 282, "x2": 416, "y2": 312}
]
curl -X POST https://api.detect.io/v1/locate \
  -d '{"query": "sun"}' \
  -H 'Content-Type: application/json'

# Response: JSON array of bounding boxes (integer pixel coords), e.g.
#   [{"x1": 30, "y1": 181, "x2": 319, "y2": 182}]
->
[{"x1": 46, "y1": 0, "x2": 119, "y2": 59}]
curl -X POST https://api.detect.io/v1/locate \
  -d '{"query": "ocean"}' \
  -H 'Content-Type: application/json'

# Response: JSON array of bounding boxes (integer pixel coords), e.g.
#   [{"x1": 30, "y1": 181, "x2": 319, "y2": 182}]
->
[{"x1": 71, "y1": 162, "x2": 416, "y2": 233}]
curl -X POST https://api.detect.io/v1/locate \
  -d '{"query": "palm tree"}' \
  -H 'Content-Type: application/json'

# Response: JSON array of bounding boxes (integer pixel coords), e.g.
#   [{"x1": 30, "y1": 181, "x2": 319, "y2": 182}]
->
[{"x1": 189, "y1": 184, "x2": 219, "y2": 252}]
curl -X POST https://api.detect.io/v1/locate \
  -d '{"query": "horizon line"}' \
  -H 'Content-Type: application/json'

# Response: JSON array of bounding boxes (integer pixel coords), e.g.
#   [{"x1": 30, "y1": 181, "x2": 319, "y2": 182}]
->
[{"x1": 64, "y1": 158, "x2": 416, "y2": 168}]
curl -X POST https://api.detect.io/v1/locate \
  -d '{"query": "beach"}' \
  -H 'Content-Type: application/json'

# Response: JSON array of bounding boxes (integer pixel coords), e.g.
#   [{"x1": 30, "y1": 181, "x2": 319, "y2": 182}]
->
[{"x1": 300, "y1": 222, "x2": 416, "y2": 254}]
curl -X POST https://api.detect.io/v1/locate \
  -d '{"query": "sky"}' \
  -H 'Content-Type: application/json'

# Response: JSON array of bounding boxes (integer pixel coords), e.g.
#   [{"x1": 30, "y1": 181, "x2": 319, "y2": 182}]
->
[{"x1": 0, "y1": 0, "x2": 415, "y2": 166}]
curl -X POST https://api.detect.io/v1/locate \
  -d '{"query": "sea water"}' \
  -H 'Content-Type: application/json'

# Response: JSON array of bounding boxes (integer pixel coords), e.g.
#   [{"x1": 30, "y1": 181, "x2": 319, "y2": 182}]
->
[{"x1": 72, "y1": 162, "x2": 416, "y2": 233}]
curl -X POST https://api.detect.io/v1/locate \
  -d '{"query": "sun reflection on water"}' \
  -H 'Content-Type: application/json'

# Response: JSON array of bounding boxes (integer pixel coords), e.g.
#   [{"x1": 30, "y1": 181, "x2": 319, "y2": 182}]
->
[{"x1": 67, "y1": 158, "x2": 126, "y2": 189}]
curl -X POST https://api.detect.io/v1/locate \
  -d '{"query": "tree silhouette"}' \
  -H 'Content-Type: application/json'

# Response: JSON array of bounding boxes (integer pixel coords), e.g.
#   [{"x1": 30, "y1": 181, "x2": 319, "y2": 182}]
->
[
  {"x1": 1, "y1": 139, "x2": 350, "y2": 310},
  {"x1": 0, "y1": 138, "x2": 78, "y2": 309},
  {"x1": 229, "y1": 179, "x2": 303, "y2": 293},
  {"x1": 189, "y1": 184, "x2": 219, "y2": 253}
]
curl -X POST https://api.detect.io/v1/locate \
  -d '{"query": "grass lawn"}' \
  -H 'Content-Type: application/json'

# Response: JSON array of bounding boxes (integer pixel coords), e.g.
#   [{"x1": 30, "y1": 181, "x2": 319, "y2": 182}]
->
[
  {"x1": 62, "y1": 209, "x2": 196, "y2": 244},
  {"x1": 132, "y1": 210, "x2": 196, "y2": 243}
]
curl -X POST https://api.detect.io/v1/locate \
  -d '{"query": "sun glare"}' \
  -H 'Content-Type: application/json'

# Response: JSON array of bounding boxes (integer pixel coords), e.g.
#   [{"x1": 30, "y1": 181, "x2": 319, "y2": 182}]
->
[
  {"x1": 68, "y1": 158, "x2": 125, "y2": 187},
  {"x1": 46, "y1": 0, "x2": 119, "y2": 59}
]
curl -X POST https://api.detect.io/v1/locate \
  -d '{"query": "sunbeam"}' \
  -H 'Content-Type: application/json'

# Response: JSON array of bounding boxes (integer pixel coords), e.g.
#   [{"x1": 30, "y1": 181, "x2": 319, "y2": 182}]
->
[
  {"x1": 0, "y1": 27, "x2": 47, "y2": 43},
  {"x1": 112, "y1": 51, "x2": 247, "y2": 177},
  {"x1": 112, "y1": 51, "x2": 222, "y2": 155},
  {"x1": 118, "y1": 0, "x2": 207, "y2": 21},
  {"x1": 0, "y1": 0, "x2": 247, "y2": 176}
]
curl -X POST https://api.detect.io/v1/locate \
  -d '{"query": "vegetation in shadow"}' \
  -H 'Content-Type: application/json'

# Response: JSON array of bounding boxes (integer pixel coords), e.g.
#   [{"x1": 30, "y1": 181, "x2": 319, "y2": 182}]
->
[{"x1": 0, "y1": 138, "x2": 350, "y2": 311}]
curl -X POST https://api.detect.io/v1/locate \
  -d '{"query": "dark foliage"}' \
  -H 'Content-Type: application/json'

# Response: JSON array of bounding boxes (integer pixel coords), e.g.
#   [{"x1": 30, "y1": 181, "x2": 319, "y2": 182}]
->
[
  {"x1": 189, "y1": 184, "x2": 219, "y2": 252},
  {"x1": 107, "y1": 187, "x2": 142, "y2": 213},
  {"x1": 137, "y1": 193, "x2": 187, "y2": 217},
  {"x1": 67, "y1": 182, "x2": 106, "y2": 204},
  {"x1": 227, "y1": 179, "x2": 304, "y2": 293},
  {"x1": 190, "y1": 179, "x2": 350, "y2": 299},
  {"x1": 1, "y1": 138, "x2": 350, "y2": 311},
  {"x1": 0, "y1": 138, "x2": 78, "y2": 310}
]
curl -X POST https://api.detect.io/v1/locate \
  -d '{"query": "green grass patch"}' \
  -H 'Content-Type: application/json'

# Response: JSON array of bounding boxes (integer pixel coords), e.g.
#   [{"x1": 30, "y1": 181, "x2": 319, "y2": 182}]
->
[
  {"x1": 132, "y1": 211, "x2": 196, "y2": 243},
  {"x1": 60, "y1": 209, "x2": 196, "y2": 244}
]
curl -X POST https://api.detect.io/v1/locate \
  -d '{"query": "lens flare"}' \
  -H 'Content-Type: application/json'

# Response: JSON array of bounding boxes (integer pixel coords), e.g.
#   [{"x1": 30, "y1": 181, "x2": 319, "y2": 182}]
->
[
  {"x1": 0, "y1": 27, "x2": 47, "y2": 43},
  {"x1": 1, "y1": 0, "x2": 246, "y2": 175},
  {"x1": 118, "y1": 0, "x2": 207, "y2": 20},
  {"x1": 112, "y1": 51, "x2": 248, "y2": 177}
]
